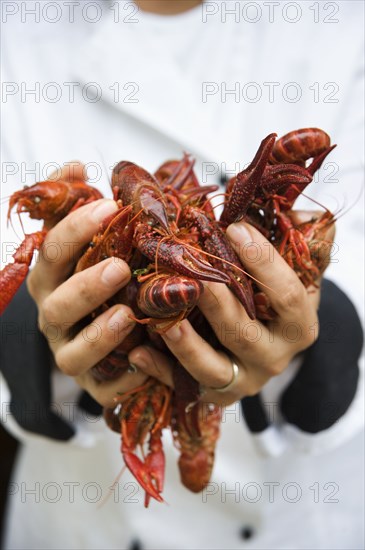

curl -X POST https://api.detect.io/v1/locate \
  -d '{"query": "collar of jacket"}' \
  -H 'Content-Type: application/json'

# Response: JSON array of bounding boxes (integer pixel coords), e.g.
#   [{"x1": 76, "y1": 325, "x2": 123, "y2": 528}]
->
[{"x1": 71, "y1": 7, "x2": 243, "y2": 164}]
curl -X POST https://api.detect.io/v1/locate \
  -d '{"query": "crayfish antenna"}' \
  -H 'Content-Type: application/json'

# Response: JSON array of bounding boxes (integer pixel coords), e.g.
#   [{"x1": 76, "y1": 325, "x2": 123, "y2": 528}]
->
[
  {"x1": 95, "y1": 147, "x2": 112, "y2": 188},
  {"x1": 96, "y1": 465, "x2": 127, "y2": 510}
]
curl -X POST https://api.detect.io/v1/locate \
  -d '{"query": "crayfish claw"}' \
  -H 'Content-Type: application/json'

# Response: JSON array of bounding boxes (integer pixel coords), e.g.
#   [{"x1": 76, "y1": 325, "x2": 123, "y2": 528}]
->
[
  {"x1": 134, "y1": 226, "x2": 230, "y2": 284},
  {"x1": 307, "y1": 144, "x2": 337, "y2": 176},
  {"x1": 0, "y1": 231, "x2": 47, "y2": 315},
  {"x1": 122, "y1": 448, "x2": 164, "y2": 505},
  {"x1": 221, "y1": 133, "x2": 277, "y2": 223}
]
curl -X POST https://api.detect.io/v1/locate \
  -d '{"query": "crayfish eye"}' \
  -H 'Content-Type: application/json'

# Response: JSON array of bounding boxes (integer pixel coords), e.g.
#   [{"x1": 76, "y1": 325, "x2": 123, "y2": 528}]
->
[{"x1": 34, "y1": 196, "x2": 41, "y2": 204}]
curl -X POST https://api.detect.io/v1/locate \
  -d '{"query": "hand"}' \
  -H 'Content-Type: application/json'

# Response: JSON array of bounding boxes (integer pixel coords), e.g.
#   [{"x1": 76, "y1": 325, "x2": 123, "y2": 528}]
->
[
  {"x1": 128, "y1": 212, "x2": 336, "y2": 406},
  {"x1": 27, "y1": 164, "x2": 148, "y2": 408}
]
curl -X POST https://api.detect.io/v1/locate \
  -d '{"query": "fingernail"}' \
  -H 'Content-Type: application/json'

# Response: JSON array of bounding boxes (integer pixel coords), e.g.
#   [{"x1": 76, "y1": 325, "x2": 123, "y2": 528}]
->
[
  {"x1": 226, "y1": 222, "x2": 251, "y2": 243},
  {"x1": 164, "y1": 325, "x2": 182, "y2": 343},
  {"x1": 107, "y1": 308, "x2": 129, "y2": 332},
  {"x1": 91, "y1": 200, "x2": 117, "y2": 223},
  {"x1": 102, "y1": 259, "x2": 127, "y2": 286}
]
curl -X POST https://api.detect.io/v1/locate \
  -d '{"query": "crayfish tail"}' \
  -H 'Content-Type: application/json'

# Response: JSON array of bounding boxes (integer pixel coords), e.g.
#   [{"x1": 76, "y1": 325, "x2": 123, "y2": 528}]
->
[{"x1": 175, "y1": 403, "x2": 221, "y2": 494}]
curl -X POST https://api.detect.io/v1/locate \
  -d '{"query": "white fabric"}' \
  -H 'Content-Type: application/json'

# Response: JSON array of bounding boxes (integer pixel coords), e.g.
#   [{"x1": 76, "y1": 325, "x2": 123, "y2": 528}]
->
[{"x1": 1, "y1": 1, "x2": 364, "y2": 548}]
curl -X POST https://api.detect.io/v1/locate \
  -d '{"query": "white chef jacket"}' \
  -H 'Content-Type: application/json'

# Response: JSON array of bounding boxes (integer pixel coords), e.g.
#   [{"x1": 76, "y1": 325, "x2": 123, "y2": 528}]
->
[{"x1": 0, "y1": 1, "x2": 364, "y2": 549}]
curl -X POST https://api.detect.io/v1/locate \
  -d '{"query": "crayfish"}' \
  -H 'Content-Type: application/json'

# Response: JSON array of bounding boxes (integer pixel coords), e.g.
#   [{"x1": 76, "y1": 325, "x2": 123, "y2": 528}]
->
[{"x1": 0, "y1": 127, "x2": 336, "y2": 506}]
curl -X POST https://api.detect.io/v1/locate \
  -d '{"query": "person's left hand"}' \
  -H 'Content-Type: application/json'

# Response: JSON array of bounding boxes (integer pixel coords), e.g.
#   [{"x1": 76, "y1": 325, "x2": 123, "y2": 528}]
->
[{"x1": 128, "y1": 213, "x2": 335, "y2": 406}]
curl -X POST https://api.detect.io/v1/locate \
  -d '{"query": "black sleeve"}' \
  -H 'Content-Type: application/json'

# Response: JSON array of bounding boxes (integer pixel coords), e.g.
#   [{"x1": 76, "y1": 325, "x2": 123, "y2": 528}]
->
[
  {"x1": 0, "y1": 282, "x2": 101, "y2": 441},
  {"x1": 242, "y1": 279, "x2": 363, "y2": 434}
]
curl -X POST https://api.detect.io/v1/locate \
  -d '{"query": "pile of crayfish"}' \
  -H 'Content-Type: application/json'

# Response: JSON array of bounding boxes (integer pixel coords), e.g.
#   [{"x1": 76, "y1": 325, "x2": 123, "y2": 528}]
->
[{"x1": 0, "y1": 128, "x2": 336, "y2": 506}]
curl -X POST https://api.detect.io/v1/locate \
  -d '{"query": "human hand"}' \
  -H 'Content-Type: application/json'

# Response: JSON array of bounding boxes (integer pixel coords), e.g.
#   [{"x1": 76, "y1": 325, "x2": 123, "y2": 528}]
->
[
  {"x1": 128, "y1": 212, "x2": 336, "y2": 406},
  {"x1": 27, "y1": 164, "x2": 148, "y2": 408}
]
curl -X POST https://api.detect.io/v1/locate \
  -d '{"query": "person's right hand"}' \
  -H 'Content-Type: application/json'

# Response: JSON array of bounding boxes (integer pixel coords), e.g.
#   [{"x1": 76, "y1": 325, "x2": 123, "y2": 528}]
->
[{"x1": 27, "y1": 165, "x2": 148, "y2": 407}]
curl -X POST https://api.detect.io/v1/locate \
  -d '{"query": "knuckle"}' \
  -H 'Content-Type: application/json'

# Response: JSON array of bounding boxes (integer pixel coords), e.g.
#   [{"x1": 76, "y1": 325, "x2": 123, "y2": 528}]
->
[
  {"x1": 92, "y1": 389, "x2": 115, "y2": 409},
  {"x1": 67, "y1": 212, "x2": 82, "y2": 236},
  {"x1": 41, "y1": 295, "x2": 58, "y2": 324},
  {"x1": 211, "y1": 368, "x2": 232, "y2": 389},
  {"x1": 310, "y1": 325, "x2": 320, "y2": 345},
  {"x1": 199, "y1": 283, "x2": 225, "y2": 314},
  {"x1": 54, "y1": 349, "x2": 76, "y2": 377},
  {"x1": 302, "y1": 331, "x2": 316, "y2": 349},
  {"x1": 77, "y1": 275, "x2": 92, "y2": 302},
  {"x1": 244, "y1": 382, "x2": 261, "y2": 397},
  {"x1": 281, "y1": 281, "x2": 305, "y2": 310},
  {"x1": 298, "y1": 319, "x2": 319, "y2": 350},
  {"x1": 265, "y1": 361, "x2": 286, "y2": 377},
  {"x1": 26, "y1": 273, "x2": 37, "y2": 300}
]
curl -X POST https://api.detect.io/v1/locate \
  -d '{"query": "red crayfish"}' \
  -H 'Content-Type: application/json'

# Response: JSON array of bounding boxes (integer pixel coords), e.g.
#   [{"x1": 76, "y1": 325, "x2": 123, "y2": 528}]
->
[
  {"x1": 0, "y1": 127, "x2": 336, "y2": 506},
  {"x1": 0, "y1": 178, "x2": 102, "y2": 315}
]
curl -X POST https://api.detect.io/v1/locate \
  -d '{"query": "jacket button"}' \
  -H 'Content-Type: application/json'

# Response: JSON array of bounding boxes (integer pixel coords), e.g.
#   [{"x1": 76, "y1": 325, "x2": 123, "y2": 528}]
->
[{"x1": 240, "y1": 526, "x2": 254, "y2": 540}]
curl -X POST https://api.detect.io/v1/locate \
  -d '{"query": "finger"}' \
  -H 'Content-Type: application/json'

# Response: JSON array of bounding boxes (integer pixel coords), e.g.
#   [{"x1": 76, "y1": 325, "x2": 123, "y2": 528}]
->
[
  {"x1": 226, "y1": 221, "x2": 312, "y2": 322},
  {"x1": 132, "y1": 325, "x2": 236, "y2": 402},
  {"x1": 198, "y1": 281, "x2": 268, "y2": 356},
  {"x1": 305, "y1": 280, "x2": 322, "y2": 314},
  {"x1": 197, "y1": 285, "x2": 296, "y2": 379},
  {"x1": 48, "y1": 161, "x2": 86, "y2": 183},
  {"x1": 130, "y1": 323, "x2": 292, "y2": 404},
  {"x1": 128, "y1": 346, "x2": 175, "y2": 388},
  {"x1": 53, "y1": 304, "x2": 135, "y2": 377},
  {"x1": 137, "y1": 321, "x2": 266, "y2": 405},
  {"x1": 39, "y1": 257, "x2": 130, "y2": 329},
  {"x1": 159, "y1": 319, "x2": 239, "y2": 389},
  {"x1": 28, "y1": 199, "x2": 118, "y2": 298},
  {"x1": 75, "y1": 369, "x2": 148, "y2": 409}
]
